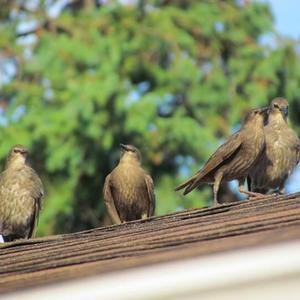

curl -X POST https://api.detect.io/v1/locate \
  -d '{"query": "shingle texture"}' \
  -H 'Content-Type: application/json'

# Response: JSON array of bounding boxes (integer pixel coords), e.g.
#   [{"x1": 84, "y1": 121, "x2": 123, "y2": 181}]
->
[{"x1": 1, "y1": 192, "x2": 300, "y2": 294}]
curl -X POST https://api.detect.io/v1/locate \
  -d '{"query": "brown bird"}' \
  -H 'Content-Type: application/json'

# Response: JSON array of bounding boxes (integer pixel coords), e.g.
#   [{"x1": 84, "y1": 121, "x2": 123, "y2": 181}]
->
[
  {"x1": 248, "y1": 98, "x2": 300, "y2": 194},
  {"x1": 0, "y1": 145, "x2": 44, "y2": 242},
  {"x1": 103, "y1": 144, "x2": 155, "y2": 224},
  {"x1": 175, "y1": 107, "x2": 268, "y2": 206}
]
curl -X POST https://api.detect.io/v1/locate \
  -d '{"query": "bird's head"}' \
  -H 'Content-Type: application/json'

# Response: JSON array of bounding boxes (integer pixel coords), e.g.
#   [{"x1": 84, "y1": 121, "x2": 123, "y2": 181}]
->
[
  {"x1": 269, "y1": 97, "x2": 289, "y2": 122},
  {"x1": 242, "y1": 106, "x2": 268, "y2": 127},
  {"x1": 120, "y1": 144, "x2": 142, "y2": 163},
  {"x1": 6, "y1": 144, "x2": 28, "y2": 168}
]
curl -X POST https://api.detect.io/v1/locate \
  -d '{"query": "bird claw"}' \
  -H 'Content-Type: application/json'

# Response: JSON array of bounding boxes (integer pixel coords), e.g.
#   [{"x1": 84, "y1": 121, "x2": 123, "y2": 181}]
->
[
  {"x1": 212, "y1": 201, "x2": 221, "y2": 207},
  {"x1": 241, "y1": 190, "x2": 266, "y2": 199}
]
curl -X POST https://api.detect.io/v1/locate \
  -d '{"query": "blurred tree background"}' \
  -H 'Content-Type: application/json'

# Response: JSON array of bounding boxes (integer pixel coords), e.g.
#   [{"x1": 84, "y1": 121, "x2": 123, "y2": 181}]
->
[{"x1": 0, "y1": 0, "x2": 300, "y2": 236}]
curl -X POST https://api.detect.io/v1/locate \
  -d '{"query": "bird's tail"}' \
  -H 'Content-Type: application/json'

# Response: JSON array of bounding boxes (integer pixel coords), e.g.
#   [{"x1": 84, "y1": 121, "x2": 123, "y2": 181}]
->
[{"x1": 175, "y1": 173, "x2": 203, "y2": 195}]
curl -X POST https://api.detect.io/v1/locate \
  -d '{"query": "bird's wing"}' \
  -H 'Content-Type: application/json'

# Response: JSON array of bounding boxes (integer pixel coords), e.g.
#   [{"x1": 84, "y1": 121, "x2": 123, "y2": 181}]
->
[
  {"x1": 293, "y1": 134, "x2": 300, "y2": 164},
  {"x1": 145, "y1": 174, "x2": 156, "y2": 217},
  {"x1": 103, "y1": 174, "x2": 122, "y2": 225},
  {"x1": 0, "y1": 171, "x2": 6, "y2": 235},
  {"x1": 199, "y1": 132, "x2": 242, "y2": 178},
  {"x1": 28, "y1": 168, "x2": 44, "y2": 238},
  {"x1": 285, "y1": 128, "x2": 300, "y2": 164},
  {"x1": 296, "y1": 143, "x2": 300, "y2": 164},
  {"x1": 28, "y1": 193, "x2": 43, "y2": 238},
  {"x1": 175, "y1": 132, "x2": 242, "y2": 193},
  {"x1": 0, "y1": 172, "x2": 5, "y2": 205}
]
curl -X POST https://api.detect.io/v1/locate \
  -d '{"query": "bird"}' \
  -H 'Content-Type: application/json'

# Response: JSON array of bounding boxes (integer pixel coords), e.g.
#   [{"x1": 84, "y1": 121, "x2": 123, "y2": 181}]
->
[
  {"x1": 0, "y1": 144, "x2": 44, "y2": 242},
  {"x1": 248, "y1": 97, "x2": 300, "y2": 194},
  {"x1": 103, "y1": 144, "x2": 155, "y2": 224},
  {"x1": 175, "y1": 107, "x2": 268, "y2": 206}
]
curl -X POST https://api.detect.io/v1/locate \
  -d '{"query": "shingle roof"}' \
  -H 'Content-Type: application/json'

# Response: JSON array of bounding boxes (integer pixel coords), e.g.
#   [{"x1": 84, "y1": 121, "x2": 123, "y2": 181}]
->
[{"x1": 1, "y1": 192, "x2": 300, "y2": 295}]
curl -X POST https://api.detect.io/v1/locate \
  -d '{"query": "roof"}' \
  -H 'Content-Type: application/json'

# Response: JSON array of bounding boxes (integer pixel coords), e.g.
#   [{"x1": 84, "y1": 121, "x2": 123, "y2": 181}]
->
[{"x1": 1, "y1": 192, "x2": 300, "y2": 298}]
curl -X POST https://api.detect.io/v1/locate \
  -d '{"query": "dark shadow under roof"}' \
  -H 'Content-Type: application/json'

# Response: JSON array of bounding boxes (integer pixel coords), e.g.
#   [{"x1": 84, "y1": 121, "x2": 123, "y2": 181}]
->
[{"x1": 1, "y1": 192, "x2": 300, "y2": 294}]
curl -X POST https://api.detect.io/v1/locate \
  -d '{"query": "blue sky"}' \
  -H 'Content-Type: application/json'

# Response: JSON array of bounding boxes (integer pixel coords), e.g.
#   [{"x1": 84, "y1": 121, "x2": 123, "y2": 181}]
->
[{"x1": 267, "y1": 0, "x2": 300, "y2": 38}]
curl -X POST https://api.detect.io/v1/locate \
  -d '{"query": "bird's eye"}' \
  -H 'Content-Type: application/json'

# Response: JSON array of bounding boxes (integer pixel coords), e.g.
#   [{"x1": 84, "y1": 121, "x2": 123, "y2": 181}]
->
[
  {"x1": 274, "y1": 103, "x2": 279, "y2": 109},
  {"x1": 13, "y1": 149, "x2": 19, "y2": 153}
]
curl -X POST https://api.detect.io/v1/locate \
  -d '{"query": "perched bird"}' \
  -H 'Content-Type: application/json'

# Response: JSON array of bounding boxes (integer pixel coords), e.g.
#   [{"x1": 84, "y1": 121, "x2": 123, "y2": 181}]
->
[
  {"x1": 248, "y1": 98, "x2": 300, "y2": 194},
  {"x1": 175, "y1": 107, "x2": 268, "y2": 206},
  {"x1": 0, "y1": 145, "x2": 44, "y2": 242},
  {"x1": 103, "y1": 144, "x2": 155, "y2": 224}
]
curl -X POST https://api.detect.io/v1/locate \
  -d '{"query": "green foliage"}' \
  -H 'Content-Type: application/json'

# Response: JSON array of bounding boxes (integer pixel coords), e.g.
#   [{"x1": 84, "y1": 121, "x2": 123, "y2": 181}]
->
[{"x1": 0, "y1": 0, "x2": 299, "y2": 235}]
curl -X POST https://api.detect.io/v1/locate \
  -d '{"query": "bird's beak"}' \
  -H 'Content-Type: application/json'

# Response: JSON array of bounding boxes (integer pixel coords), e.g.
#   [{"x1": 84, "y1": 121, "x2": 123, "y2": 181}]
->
[
  {"x1": 120, "y1": 143, "x2": 129, "y2": 151},
  {"x1": 280, "y1": 106, "x2": 289, "y2": 118},
  {"x1": 20, "y1": 149, "x2": 28, "y2": 155}
]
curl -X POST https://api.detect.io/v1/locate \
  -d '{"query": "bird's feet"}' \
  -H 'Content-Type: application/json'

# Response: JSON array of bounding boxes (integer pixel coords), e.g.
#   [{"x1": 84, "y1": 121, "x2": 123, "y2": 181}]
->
[
  {"x1": 212, "y1": 198, "x2": 221, "y2": 207},
  {"x1": 239, "y1": 186, "x2": 266, "y2": 199},
  {"x1": 141, "y1": 213, "x2": 148, "y2": 220},
  {"x1": 243, "y1": 190, "x2": 266, "y2": 198}
]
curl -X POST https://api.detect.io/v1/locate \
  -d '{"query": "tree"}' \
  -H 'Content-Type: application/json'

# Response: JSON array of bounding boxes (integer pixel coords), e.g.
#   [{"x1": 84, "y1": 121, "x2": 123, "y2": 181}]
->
[{"x1": 0, "y1": 0, "x2": 299, "y2": 235}]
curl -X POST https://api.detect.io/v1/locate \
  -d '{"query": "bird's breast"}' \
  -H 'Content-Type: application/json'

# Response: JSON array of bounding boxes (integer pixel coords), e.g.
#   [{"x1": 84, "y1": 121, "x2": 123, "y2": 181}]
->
[
  {"x1": 0, "y1": 166, "x2": 40, "y2": 236},
  {"x1": 110, "y1": 165, "x2": 147, "y2": 200},
  {"x1": 265, "y1": 134, "x2": 298, "y2": 181},
  {"x1": 251, "y1": 125, "x2": 299, "y2": 190}
]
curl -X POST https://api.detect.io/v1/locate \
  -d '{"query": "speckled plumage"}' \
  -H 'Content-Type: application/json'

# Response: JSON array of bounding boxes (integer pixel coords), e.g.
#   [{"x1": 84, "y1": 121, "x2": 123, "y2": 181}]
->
[
  {"x1": 0, "y1": 145, "x2": 44, "y2": 241},
  {"x1": 175, "y1": 107, "x2": 267, "y2": 206},
  {"x1": 249, "y1": 98, "x2": 300, "y2": 194},
  {"x1": 103, "y1": 144, "x2": 155, "y2": 224}
]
